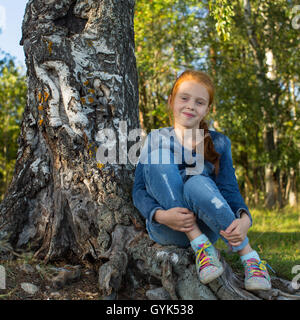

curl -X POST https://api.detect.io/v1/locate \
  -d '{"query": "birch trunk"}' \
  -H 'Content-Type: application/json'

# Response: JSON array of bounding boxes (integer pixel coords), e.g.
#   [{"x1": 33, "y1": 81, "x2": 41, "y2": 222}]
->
[{"x1": 0, "y1": 0, "x2": 140, "y2": 261}]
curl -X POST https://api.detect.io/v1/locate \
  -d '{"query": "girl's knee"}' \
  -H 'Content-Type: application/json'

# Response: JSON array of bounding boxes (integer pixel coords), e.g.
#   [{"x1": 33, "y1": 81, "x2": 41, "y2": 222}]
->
[
  {"x1": 143, "y1": 148, "x2": 178, "y2": 176},
  {"x1": 143, "y1": 163, "x2": 180, "y2": 185},
  {"x1": 145, "y1": 148, "x2": 176, "y2": 165},
  {"x1": 183, "y1": 175, "x2": 211, "y2": 200}
]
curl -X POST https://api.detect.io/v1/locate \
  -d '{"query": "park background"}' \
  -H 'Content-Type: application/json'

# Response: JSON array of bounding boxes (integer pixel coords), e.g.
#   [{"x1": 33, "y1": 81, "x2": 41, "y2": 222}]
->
[{"x1": 0, "y1": 0, "x2": 299, "y2": 281}]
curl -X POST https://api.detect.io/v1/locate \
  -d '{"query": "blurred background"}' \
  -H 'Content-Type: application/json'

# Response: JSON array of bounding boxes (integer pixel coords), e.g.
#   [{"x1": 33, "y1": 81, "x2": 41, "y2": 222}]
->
[{"x1": 0, "y1": 0, "x2": 27, "y2": 201}]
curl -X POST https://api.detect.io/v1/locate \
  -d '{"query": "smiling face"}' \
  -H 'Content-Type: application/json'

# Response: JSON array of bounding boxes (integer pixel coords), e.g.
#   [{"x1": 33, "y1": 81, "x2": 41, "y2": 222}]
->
[{"x1": 169, "y1": 80, "x2": 211, "y2": 131}]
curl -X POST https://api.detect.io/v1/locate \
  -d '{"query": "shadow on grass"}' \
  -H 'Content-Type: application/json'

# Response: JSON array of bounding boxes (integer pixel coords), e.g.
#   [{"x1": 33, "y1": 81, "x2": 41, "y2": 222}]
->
[{"x1": 215, "y1": 231, "x2": 300, "y2": 281}]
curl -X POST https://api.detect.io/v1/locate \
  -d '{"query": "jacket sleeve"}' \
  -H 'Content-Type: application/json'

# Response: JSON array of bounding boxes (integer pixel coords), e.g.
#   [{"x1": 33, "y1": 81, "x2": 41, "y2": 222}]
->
[
  {"x1": 215, "y1": 135, "x2": 253, "y2": 226},
  {"x1": 132, "y1": 161, "x2": 163, "y2": 222}
]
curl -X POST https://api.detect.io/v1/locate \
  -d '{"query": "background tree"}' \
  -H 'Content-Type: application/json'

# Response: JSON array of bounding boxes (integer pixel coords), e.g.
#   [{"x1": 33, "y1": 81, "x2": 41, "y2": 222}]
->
[
  {"x1": 0, "y1": 53, "x2": 27, "y2": 201},
  {"x1": 134, "y1": 0, "x2": 299, "y2": 209},
  {"x1": 134, "y1": 0, "x2": 205, "y2": 130},
  {"x1": 205, "y1": 0, "x2": 299, "y2": 209}
]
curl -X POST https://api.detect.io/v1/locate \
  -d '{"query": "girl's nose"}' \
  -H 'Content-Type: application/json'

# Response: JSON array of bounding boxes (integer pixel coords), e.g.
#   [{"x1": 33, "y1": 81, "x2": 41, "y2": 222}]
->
[{"x1": 186, "y1": 102, "x2": 195, "y2": 110}]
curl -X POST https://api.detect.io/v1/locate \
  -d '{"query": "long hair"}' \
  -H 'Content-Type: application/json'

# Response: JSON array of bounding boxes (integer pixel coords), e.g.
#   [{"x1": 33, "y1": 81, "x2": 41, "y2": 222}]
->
[{"x1": 168, "y1": 70, "x2": 220, "y2": 176}]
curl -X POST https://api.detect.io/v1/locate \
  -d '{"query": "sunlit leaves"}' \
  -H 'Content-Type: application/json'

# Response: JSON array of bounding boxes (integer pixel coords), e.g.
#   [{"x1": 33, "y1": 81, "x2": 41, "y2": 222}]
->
[
  {"x1": 0, "y1": 59, "x2": 27, "y2": 200},
  {"x1": 134, "y1": 0, "x2": 204, "y2": 130}
]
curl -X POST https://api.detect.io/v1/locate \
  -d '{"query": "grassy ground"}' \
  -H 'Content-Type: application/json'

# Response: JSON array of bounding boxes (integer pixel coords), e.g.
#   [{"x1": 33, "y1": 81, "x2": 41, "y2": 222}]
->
[{"x1": 215, "y1": 205, "x2": 300, "y2": 281}]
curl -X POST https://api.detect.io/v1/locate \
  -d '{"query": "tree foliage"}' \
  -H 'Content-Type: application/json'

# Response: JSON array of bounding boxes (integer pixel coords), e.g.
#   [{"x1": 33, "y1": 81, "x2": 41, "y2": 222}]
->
[
  {"x1": 134, "y1": 0, "x2": 205, "y2": 130},
  {"x1": 0, "y1": 56, "x2": 27, "y2": 200},
  {"x1": 203, "y1": 0, "x2": 300, "y2": 204},
  {"x1": 134, "y1": 0, "x2": 299, "y2": 206}
]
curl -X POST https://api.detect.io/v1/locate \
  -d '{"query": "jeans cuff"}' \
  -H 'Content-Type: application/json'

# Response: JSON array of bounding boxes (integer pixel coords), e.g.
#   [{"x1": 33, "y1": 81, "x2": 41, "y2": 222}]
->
[
  {"x1": 149, "y1": 207, "x2": 163, "y2": 226},
  {"x1": 230, "y1": 236, "x2": 249, "y2": 252},
  {"x1": 236, "y1": 208, "x2": 252, "y2": 227}
]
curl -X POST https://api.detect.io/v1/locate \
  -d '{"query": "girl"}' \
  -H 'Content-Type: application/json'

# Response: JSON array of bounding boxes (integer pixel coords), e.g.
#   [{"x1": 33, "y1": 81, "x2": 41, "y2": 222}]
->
[{"x1": 132, "y1": 70, "x2": 272, "y2": 291}]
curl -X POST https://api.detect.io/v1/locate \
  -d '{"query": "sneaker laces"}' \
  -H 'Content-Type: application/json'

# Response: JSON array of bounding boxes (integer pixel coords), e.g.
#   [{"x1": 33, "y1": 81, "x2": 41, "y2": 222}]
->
[
  {"x1": 195, "y1": 241, "x2": 218, "y2": 271},
  {"x1": 245, "y1": 258, "x2": 275, "y2": 279}
]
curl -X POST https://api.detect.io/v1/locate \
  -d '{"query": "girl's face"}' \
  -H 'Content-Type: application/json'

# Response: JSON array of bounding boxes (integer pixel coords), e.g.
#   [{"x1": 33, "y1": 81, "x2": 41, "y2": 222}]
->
[{"x1": 170, "y1": 80, "x2": 210, "y2": 130}]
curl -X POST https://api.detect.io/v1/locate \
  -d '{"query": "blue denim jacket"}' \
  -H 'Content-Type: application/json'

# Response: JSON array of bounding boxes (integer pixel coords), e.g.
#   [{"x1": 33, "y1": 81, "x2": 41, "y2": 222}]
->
[{"x1": 132, "y1": 127, "x2": 252, "y2": 226}]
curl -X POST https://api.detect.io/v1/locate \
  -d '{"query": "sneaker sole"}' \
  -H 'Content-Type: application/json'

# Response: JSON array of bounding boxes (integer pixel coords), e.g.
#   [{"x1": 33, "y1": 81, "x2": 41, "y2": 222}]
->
[
  {"x1": 245, "y1": 282, "x2": 272, "y2": 291},
  {"x1": 199, "y1": 266, "x2": 224, "y2": 285}
]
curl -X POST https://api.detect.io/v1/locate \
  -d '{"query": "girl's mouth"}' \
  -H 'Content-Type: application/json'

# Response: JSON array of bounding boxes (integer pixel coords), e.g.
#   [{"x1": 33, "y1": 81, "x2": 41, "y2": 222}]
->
[{"x1": 182, "y1": 112, "x2": 195, "y2": 118}]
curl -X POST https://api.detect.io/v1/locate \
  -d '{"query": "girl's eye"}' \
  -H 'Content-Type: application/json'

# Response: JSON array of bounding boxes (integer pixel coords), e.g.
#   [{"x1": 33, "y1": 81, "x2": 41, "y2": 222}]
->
[
  {"x1": 181, "y1": 97, "x2": 187, "y2": 101},
  {"x1": 197, "y1": 101, "x2": 203, "y2": 105}
]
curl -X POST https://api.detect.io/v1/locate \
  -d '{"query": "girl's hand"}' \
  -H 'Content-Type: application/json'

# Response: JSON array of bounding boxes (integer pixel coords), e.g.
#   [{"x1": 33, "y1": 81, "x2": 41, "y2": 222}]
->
[
  {"x1": 219, "y1": 213, "x2": 251, "y2": 246},
  {"x1": 154, "y1": 207, "x2": 196, "y2": 232}
]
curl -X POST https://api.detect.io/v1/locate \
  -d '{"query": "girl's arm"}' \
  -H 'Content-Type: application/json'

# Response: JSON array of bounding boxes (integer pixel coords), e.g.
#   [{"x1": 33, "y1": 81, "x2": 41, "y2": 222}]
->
[
  {"x1": 132, "y1": 162, "x2": 196, "y2": 232},
  {"x1": 215, "y1": 135, "x2": 253, "y2": 226},
  {"x1": 132, "y1": 161, "x2": 164, "y2": 223}
]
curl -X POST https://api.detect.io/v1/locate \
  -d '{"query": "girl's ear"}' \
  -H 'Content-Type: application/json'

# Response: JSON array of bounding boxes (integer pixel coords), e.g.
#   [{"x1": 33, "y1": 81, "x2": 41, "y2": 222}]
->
[{"x1": 205, "y1": 104, "x2": 211, "y2": 116}]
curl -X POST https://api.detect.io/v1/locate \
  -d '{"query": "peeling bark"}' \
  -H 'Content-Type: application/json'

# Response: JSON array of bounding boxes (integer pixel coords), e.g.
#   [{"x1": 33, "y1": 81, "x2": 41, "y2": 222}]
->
[
  {"x1": 0, "y1": 0, "x2": 298, "y2": 300},
  {"x1": 0, "y1": 0, "x2": 140, "y2": 262}
]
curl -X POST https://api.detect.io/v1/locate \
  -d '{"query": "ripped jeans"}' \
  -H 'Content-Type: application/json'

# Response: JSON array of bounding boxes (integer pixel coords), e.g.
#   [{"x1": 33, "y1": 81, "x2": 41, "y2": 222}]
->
[{"x1": 143, "y1": 162, "x2": 249, "y2": 252}]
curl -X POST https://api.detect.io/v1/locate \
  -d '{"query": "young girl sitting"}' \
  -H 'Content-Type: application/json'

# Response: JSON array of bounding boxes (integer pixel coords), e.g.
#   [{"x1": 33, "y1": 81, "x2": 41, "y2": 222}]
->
[{"x1": 132, "y1": 70, "x2": 272, "y2": 291}]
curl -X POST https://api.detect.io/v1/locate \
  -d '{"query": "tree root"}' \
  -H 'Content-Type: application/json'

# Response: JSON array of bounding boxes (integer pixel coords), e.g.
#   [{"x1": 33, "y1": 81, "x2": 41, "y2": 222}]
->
[{"x1": 98, "y1": 225, "x2": 300, "y2": 300}]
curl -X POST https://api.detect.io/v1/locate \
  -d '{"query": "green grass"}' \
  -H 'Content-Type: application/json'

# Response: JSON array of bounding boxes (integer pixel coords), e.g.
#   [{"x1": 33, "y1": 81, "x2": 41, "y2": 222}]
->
[{"x1": 215, "y1": 205, "x2": 300, "y2": 281}]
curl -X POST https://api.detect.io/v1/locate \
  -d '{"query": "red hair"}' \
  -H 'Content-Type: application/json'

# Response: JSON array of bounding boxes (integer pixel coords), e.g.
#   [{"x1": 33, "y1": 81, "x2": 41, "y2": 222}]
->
[{"x1": 168, "y1": 70, "x2": 220, "y2": 176}]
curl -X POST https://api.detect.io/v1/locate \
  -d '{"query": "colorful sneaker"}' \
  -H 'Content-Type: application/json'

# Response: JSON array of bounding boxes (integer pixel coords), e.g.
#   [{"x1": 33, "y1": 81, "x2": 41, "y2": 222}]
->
[
  {"x1": 195, "y1": 241, "x2": 224, "y2": 284},
  {"x1": 243, "y1": 258, "x2": 272, "y2": 291}
]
